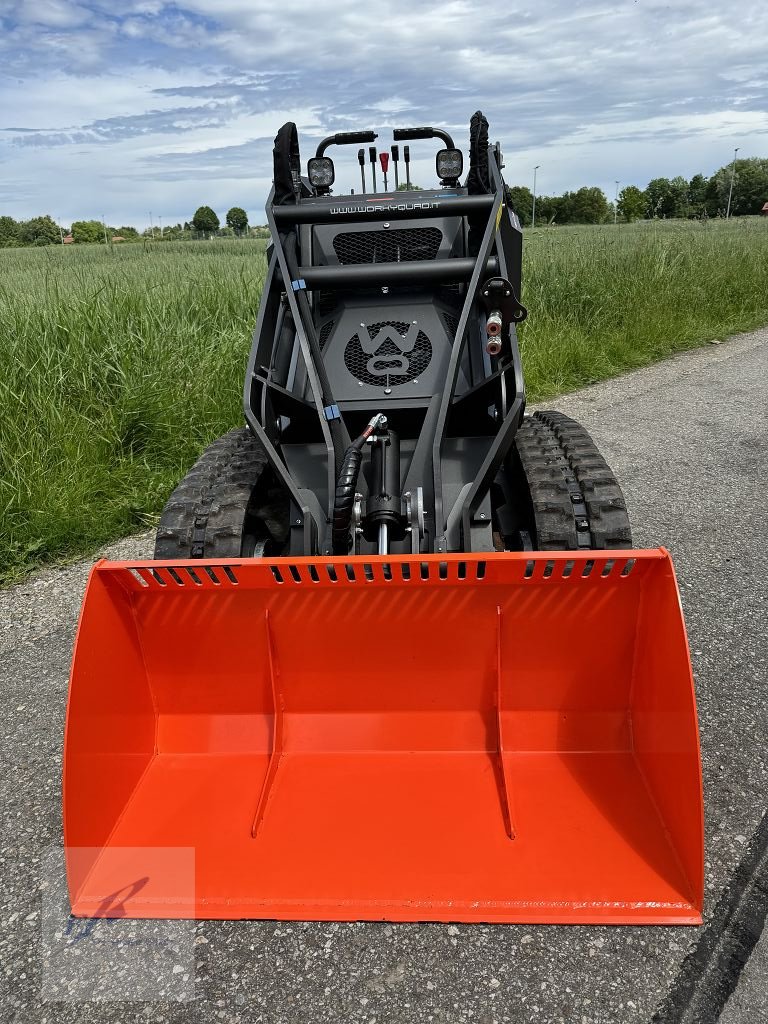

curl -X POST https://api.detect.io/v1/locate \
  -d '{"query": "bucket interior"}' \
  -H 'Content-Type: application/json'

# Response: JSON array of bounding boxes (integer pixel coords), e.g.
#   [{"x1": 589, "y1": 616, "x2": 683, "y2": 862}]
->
[{"x1": 64, "y1": 552, "x2": 703, "y2": 923}]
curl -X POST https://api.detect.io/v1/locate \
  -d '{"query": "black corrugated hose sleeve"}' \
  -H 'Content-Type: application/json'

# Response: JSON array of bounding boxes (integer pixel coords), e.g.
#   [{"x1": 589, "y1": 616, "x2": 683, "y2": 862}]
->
[{"x1": 332, "y1": 438, "x2": 365, "y2": 554}]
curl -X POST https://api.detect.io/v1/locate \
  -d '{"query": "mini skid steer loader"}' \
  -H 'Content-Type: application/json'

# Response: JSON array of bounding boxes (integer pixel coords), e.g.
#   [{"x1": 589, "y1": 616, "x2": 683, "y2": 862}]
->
[{"x1": 64, "y1": 113, "x2": 703, "y2": 924}]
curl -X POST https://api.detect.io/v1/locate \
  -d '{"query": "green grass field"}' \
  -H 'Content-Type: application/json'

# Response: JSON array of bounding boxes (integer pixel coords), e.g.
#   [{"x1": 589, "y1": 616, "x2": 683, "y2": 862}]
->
[{"x1": 2, "y1": 219, "x2": 767, "y2": 582}]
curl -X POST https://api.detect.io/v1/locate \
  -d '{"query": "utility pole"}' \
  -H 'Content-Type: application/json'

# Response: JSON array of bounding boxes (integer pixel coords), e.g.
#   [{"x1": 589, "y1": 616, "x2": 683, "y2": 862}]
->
[
  {"x1": 159, "y1": 215, "x2": 163, "y2": 237},
  {"x1": 149, "y1": 211, "x2": 155, "y2": 239},
  {"x1": 726, "y1": 147, "x2": 740, "y2": 218},
  {"x1": 614, "y1": 181, "x2": 620, "y2": 224},
  {"x1": 102, "y1": 216, "x2": 109, "y2": 245},
  {"x1": 57, "y1": 219, "x2": 64, "y2": 245},
  {"x1": 531, "y1": 165, "x2": 540, "y2": 228}
]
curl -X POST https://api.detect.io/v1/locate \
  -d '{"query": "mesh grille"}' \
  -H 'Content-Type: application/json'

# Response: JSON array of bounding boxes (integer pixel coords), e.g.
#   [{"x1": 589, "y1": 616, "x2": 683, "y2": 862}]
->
[
  {"x1": 318, "y1": 321, "x2": 335, "y2": 349},
  {"x1": 344, "y1": 321, "x2": 432, "y2": 388},
  {"x1": 333, "y1": 228, "x2": 442, "y2": 265},
  {"x1": 316, "y1": 290, "x2": 336, "y2": 316},
  {"x1": 442, "y1": 313, "x2": 460, "y2": 341}
]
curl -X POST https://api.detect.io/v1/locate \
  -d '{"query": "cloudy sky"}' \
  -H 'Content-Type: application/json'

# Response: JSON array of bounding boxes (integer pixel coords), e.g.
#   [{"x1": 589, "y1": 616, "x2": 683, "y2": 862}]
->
[{"x1": 1, "y1": 1, "x2": 767, "y2": 228}]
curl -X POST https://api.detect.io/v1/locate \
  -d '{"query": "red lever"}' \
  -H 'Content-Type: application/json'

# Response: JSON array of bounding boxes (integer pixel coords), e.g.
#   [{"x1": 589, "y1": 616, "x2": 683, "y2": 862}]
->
[{"x1": 379, "y1": 152, "x2": 390, "y2": 173}]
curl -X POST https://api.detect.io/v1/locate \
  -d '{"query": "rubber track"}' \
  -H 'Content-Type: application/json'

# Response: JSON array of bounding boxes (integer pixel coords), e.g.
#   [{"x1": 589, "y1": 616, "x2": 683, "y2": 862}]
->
[
  {"x1": 514, "y1": 412, "x2": 632, "y2": 550},
  {"x1": 154, "y1": 428, "x2": 283, "y2": 559},
  {"x1": 535, "y1": 411, "x2": 632, "y2": 549}
]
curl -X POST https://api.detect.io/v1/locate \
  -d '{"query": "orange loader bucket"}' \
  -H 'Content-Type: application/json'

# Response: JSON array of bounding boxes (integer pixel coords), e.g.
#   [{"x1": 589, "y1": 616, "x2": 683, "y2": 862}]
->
[{"x1": 64, "y1": 550, "x2": 703, "y2": 924}]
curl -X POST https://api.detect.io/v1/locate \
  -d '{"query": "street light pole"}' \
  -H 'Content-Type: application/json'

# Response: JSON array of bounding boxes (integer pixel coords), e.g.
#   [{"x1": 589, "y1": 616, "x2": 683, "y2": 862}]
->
[
  {"x1": 531, "y1": 165, "x2": 540, "y2": 228},
  {"x1": 614, "y1": 181, "x2": 620, "y2": 225},
  {"x1": 726, "y1": 147, "x2": 740, "y2": 219}
]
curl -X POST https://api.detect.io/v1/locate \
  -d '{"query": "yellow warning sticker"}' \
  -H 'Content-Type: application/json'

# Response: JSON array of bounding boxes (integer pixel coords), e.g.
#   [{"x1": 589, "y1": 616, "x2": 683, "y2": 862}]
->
[{"x1": 495, "y1": 203, "x2": 504, "y2": 233}]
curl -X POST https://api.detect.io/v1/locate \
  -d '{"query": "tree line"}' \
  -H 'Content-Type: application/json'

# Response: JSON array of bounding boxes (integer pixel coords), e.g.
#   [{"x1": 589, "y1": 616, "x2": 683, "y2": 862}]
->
[
  {"x1": 2, "y1": 157, "x2": 766, "y2": 248},
  {"x1": 0, "y1": 206, "x2": 267, "y2": 248},
  {"x1": 507, "y1": 156, "x2": 768, "y2": 226}
]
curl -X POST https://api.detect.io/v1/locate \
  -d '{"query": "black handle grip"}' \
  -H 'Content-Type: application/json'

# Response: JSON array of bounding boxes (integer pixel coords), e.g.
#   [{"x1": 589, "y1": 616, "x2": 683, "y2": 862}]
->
[
  {"x1": 333, "y1": 131, "x2": 377, "y2": 145},
  {"x1": 316, "y1": 131, "x2": 378, "y2": 157},
  {"x1": 369, "y1": 146, "x2": 377, "y2": 163},
  {"x1": 393, "y1": 127, "x2": 433, "y2": 141},
  {"x1": 391, "y1": 145, "x2": 399, "y2": 161}
]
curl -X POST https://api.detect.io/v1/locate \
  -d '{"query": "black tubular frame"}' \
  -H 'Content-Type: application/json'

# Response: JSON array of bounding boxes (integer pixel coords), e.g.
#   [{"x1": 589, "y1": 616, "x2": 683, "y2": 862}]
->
[
  {"x1": 244, "y1": 127, "x2": 526, "y2": 556},
  {"x1": 271, "y1": 193, "x2": 494, "y2": 225}
]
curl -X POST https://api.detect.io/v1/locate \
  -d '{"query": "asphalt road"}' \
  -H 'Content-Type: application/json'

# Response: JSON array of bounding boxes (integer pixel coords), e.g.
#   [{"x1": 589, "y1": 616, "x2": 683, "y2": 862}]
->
[{"x1": 1, "y1": 328, "x2": 766, "y2": 1023}]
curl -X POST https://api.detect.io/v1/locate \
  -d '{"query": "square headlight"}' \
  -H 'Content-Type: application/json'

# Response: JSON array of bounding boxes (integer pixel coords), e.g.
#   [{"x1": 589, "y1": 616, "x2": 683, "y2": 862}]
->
[
  {"x1": 308, "y1": 156, "x2": 335, "y2": 189},
  {"x1": 436, "y1": 148, "x2": 463, "y2": 183}
]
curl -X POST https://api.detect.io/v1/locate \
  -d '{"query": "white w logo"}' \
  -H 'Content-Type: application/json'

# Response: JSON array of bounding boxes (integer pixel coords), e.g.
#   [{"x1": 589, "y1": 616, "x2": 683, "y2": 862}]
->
[{"x1": 355, "y1": 323, "x2": 420, "y2": 377}]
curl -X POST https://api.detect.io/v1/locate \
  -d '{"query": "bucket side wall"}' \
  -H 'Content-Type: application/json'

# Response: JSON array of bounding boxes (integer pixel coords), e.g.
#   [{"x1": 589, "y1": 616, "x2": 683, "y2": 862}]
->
[
  {"x1": 630, "y1": 559, "x2": 704, "y2": 909},
  {"x1": 64, "y1": 569, "x2": 156, "y2": 899}
]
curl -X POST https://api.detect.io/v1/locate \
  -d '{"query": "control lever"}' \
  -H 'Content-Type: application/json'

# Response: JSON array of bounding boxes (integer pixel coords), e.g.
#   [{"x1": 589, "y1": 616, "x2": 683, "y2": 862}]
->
[
  {"x1": 404, "y1": 145, "x2": 411, "y2": 189},
  {"x1": 380, "y1": 151, "x2": 390, "y2": 191},
  {"x1": 391, "y1": 145, "x2": 400, "y2": 189},
  {"x1": 369, "y1": 146, "x2": 378, "y2": 193},
  {"x1": 357, "y1": 148, "x2": 366, "y2": 193}
]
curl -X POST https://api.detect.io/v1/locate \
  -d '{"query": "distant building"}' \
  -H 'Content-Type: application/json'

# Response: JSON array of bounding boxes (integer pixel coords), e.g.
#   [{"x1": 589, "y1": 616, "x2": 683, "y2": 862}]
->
[
  {"x1": 111, "y1": 235, "x2": 126, "y2": 242},
  {"x1": 63, "y1": 234, "x2": 74, "y2": 244},
  {"x1": 761, "y1": 202, "x2": 768, "y2": 216}
]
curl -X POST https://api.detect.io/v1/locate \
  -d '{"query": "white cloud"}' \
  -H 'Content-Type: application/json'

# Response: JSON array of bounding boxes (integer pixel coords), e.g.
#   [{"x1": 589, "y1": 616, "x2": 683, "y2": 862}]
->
[
  {"x1": 15, "y1": 0, "x2": 91, "y2": 28},
  {"x1": 0, "y1": 0, "x2": 767, "y2": 224}
]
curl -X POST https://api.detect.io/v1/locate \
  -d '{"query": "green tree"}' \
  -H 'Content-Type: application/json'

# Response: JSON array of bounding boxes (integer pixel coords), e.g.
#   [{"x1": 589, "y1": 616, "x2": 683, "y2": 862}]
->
[
  {"x1": 563, "y1": 187, "x2": 609, "y2": 224},
  {"x1": 396, "y1": 182, "x2": 423, "y2": 191},
  {"x1": 617, "y1": 185, "x2": 645, "y2": 222},
  {"x1": 71, "y1": 220, "x2": 108, "y2": 244},
  {"x1": 192, "y1": 206, "x2": 220, "y2": 235},
  {"x1": 534, "y1": 195, "x2": 562, "y2": 224},
  {"x1": 115, "y1": 226, "x2": 140, "y2": 239},
  {"x1": 18, "y1": 214, "x2": 60, "y2": 245},
  {"x1": 645, "y1": 178, "x2": 673, "y2": 218},
  {"x1": 668, "y1": 176, "x2": 690, "y2": 219},
  {"x1": 226, "y1": 206, "x2": 248, "y2": 235},
  {"x1": 505, "y1": 186, "x2": 533, "y2": 226},
  {"x1": 688, "y1": 174, "x2": 709, "y2": 217},
  {"x1": 0, "y1": 215, "x2": 20, "y2": 247},
  {"x1": 708, "y1": 157, "x2": 768, "y2": 216}
]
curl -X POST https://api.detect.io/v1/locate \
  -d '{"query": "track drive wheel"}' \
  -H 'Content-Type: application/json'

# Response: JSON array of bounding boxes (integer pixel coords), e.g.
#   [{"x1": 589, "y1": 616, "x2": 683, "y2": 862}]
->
[
  {"x1": 154, "y1": 428, "x2": 288, "y2": 559},
  {"x1": 513, "y1": 411, "x2": 633, "y2": 550}
]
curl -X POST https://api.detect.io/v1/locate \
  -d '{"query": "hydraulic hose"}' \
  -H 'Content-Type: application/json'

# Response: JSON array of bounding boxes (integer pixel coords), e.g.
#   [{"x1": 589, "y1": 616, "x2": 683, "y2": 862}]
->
[{"x1": 332, "y1": 415, "x2": 386, "y2": 554}]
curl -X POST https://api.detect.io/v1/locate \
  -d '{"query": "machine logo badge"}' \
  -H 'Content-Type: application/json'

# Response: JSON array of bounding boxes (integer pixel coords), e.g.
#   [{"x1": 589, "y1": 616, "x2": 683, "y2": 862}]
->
[{"x1": 356, "y1": 323, "x2": 419, "y2": 377}]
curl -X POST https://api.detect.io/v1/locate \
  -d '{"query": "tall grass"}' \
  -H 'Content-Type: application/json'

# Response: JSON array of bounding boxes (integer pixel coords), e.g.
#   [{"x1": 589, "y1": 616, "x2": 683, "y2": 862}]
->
[
  {"x1": 0, "y1": 240, "x2": 266, "y2": 580},
  {"x1": 1, "y1": 221, "x2": 767, "y2": 581},
  {"x1": 520, "y1": 218, "x2": 768, "y2": 396}
]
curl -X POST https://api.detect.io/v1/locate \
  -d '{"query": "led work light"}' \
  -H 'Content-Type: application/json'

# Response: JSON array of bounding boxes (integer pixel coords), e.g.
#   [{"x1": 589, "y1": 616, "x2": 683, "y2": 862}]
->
[
  {"x1": 436, "y1": 148, "x2": 463, "y2": 185},
  {"x1": 307, "y1": 156, "x2": 335, "y2": 191}
]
